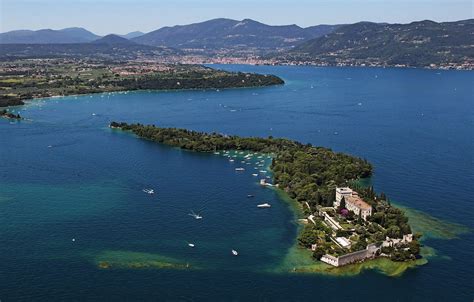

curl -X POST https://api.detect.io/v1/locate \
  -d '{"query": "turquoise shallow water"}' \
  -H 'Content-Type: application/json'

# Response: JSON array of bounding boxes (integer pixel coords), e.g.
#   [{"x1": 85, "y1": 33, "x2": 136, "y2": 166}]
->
[{"x1": 0, "y1": 65, "x2": 473, "y2": 301}]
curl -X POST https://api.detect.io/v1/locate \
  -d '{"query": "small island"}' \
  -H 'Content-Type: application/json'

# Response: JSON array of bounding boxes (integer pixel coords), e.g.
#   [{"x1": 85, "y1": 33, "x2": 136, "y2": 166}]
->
[
  {"x1": 0, "y1": 58, "x2": 284, "y2": 107},
  {"x1": 0, "y1": 109, "x2": 21, "y2": 120},
  {"x1": 110, "y1": 122, "x2": 422, "y2": 271}
]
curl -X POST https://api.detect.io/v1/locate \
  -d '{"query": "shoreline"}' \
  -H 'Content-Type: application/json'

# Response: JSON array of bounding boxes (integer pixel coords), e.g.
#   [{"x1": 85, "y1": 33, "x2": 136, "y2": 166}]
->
[
  {"x1": 270, "y1": 181, "x2": 431, "y2": 277},
  {"x1": 110, "y1": 123, "x2": 430, "y2": 277},
  {"x1": 0, "y1": 82, "x2": 284, "y2": 109},
  {"x1": 204, "y1": 61, "x2": 474, "y2": 71}
]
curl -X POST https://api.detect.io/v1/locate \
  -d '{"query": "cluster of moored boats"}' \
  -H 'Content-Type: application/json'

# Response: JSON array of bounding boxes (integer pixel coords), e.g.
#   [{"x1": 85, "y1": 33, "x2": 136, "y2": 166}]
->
[
  {"x1": 139, "y1": 151, "x2": 274, "y2": 257},
  {"x1": 220, "y1": 150, "x2": 274, "y2": 208}
]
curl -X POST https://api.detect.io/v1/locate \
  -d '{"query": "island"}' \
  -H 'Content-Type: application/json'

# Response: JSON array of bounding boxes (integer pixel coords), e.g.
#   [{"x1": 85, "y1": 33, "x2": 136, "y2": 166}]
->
[
  {"x1": 0, "y1": 58, "x2": 284, "y2": 107},
  {"x1": 0, "y1": 109, "x2": 21, "y2": 120},
  {"x1": 109, "y1": 122, "x2": 422, "y2": 270}
]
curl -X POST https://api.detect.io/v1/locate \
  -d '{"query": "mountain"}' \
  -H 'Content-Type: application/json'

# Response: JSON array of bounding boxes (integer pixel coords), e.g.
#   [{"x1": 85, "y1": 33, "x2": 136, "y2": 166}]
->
[
  {"x1": 119, "y1": 31, "x2": 145, "y2": 39},
  {"x1": 0, "y1": 27, "x2": 100, "y2": 44},
  {"x1": 132, "y1": 18, "x2": 339, "y2": 51},
  {"x1": 304, "y1": 24, "x2": 343, "y2": 38},
  {"x1": 290, "y1": 19, "x2": 474, "y2": 67},
  {"x1": 91, "y1": 34, "x2": 137, "y2": 45},
  {"x1": 58, "y1": 27, "x2": 101, "y2": 42}
]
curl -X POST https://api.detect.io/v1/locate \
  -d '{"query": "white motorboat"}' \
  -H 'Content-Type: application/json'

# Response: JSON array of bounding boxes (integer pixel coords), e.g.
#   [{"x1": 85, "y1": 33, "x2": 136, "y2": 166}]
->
[
  {"x1": 257, "y1": 203, "x2": 271, "y2": 208},
  {"x1": 232, "y1": 249, "x2": 238, "y2": 256},
  {"x1": 142, "y1": 188, "x2": 155, "y2": 194},
  {"x1": 188, "y1": 211, "x2": 203, "y2": 220}
]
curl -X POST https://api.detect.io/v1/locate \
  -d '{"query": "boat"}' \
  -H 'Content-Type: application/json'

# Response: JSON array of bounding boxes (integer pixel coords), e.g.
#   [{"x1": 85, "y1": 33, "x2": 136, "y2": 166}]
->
[
  {"x1": 252, "y1": 173, "x2": 258, "y2": 176},
  {"x1": 259, "y1": 170, "x2": 267, "y2": 173},
  {"x1": 188, "y1": 243, "x2": 195, "y2": 248},
  {"x1": 232, "y1": 249, "x2": 238, "y2": 256},
  {"x1": 229, "y1": 159, "x2": 234, "y2": 162},
  {"x1": 235, "y1": 167, "x2": 245, "y2": 171},
  {"x1": 188, "y1": 211, "x2": 203, "y2": 220},
  {"x1": 257, "y1": 203, "x2": 271, "y2": 208},
  {"x1": 247, "y1": 194, "x2": 254, "y2": 198},
  {"x1": 142, "y1": 188, "x2": 155, "y2": 194}
]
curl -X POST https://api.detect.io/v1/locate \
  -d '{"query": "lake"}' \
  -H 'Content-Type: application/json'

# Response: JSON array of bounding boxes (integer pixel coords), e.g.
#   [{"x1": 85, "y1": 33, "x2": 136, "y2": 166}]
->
[{"x1": 0, "y1": 65, "x2": 472, "y2": 301}]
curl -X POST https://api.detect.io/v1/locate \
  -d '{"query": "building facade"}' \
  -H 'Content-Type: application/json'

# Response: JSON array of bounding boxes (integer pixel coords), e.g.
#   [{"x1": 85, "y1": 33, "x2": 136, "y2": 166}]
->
[
  {"x1": 335, "y1": 187, "x2": 353, "y2": 207},
  {"x1": 320, "y1": 244, "x2": 379, "y2": 267},
  {"x1": 334, "y1": 187, "x2": 372, "y2": 220}
]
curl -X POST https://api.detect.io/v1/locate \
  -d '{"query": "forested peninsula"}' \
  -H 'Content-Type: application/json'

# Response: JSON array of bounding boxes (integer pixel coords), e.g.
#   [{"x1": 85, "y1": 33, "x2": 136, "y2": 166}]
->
[{"x1": 110, "y1": 122, "x2": 421, "y2": 268}]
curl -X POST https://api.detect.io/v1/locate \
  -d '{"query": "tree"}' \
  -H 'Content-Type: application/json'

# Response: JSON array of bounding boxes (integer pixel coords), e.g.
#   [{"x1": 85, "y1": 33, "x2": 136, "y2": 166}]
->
[
  {"x1": 357, "y1": 210, "x2": 363, "y2": 224},
  {"x1": 408, "y1": 241, "x2": 420, "y2": 255},
  {"x1": 297, "y1": 225, "x2": 318, "y2": 248},
  {"x1": 340, "y1": 196, "x2": 346, "y2": 210},
  {"x1": 312, "y1": 246, "x2": 326, "y2": 260}
]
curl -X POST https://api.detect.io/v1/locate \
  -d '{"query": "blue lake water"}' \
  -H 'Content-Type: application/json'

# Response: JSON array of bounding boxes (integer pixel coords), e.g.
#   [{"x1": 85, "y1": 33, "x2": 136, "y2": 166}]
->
[{"x1": 0, "y1": 65, "x2": 473, "y2": 301}]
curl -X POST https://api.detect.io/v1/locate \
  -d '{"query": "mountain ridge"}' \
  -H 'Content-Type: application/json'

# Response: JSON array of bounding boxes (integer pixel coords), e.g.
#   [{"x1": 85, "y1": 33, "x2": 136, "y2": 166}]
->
[
  {"x1": 91, "y1": 34, "x2": 137, "y2": 45},
  {"x1": 0, "y1": 27, "x2": 100, "y2": 44},
  {"x1": 132, "y1": 18, "x2": 340, "y2": 50},
  {"x1": 287, "y1": 19, "x2": 474, "y2": 67}
]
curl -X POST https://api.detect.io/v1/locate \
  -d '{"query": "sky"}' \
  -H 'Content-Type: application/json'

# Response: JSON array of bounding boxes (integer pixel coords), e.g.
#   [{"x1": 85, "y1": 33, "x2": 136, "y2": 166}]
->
[{"x1": 1, "y1": 0, "x2": 472, "y2": 35}]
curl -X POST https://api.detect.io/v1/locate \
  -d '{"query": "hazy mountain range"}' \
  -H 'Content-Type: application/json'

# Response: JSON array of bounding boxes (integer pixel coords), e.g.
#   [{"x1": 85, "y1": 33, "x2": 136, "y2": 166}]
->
[
  {"x1": 0, "y1": 18, "x2": 339, "y2": 49},
  {"x1": 131, "y1": 18, "x2": 339, "y2": 49},
  {"x1": 0, "y1": 27, "x2": 144, "y2": 44},
  {"x1": 0, "y1": 18, "x2": 472, "y2": 67},
  {"x1": 0, "y1": 27, "x2": 100, "y2": 44}
]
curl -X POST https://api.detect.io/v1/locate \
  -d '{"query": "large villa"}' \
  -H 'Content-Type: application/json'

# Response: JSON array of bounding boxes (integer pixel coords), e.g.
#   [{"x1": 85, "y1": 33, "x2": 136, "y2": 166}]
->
[
  {"x1": 335, "y1": 187, "x2": 372, "y2": 220},
  {"x1": 310, "y1": 187, "x2": 414, "y2": 267}
]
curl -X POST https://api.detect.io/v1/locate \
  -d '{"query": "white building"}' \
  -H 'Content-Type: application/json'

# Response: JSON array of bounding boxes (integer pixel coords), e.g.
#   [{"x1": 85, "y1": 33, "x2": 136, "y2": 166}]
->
[
  {"x1": 334, "y1": 187, "x2": 372, "y2": 220},
  {"x1": 336, "y1": 237, "x2": 352, "y2": 249},
  {"x1": 382, "y1": 234, "x2": 414, "y2": 247},
  {"x1": 335, "y1": 187, "x2": 353, "y2": 207}
]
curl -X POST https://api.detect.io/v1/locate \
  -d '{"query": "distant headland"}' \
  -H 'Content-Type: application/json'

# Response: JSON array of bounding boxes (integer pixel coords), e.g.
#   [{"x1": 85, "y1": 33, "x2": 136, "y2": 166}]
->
[{"x1": 0, "y1": 59, "x2": 284, "y2": 107}]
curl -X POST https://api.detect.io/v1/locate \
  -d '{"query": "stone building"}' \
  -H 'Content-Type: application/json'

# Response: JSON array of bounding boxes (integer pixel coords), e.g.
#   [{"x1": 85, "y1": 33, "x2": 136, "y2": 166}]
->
[
  {"x1": 382, "y1": 234, "x2": 414, "y2": 247},
  {"x1": 320, "y1": 244, "x2": 379, "y2": 267},
  {"x1": 335, "y1": 187, "x2": 353, "y2": 207},
  {"x1": 334, "y1": 187, "x2": 372, "y2": 220}
]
